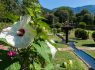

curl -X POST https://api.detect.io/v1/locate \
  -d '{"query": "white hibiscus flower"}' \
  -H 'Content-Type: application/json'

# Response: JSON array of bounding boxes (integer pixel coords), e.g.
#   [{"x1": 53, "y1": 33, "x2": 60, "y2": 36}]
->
[
  {"x1": 45, "y1": 40, "x2": 57, "y2": 58},
  {"x1": 0, "y1": 15, "x2": 36, "y2": 48}
]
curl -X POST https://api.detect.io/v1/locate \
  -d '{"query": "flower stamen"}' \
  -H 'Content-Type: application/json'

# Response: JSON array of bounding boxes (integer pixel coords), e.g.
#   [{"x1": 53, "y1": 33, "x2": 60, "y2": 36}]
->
[{"x1": 17, "y1": 29, "x2": 25, "y2": 36}]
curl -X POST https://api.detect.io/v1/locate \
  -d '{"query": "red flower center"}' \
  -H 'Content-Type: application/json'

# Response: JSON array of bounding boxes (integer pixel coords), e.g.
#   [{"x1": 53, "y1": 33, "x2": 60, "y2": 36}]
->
[{"x1": 17, "y1": 29, "x2": 25, "y2": 36}]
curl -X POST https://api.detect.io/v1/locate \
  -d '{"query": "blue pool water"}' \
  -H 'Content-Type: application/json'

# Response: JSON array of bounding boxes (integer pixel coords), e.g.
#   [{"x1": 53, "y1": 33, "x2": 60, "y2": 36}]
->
[{"x1": 69, "y1": 42, "x2": 95, "y2": 70}]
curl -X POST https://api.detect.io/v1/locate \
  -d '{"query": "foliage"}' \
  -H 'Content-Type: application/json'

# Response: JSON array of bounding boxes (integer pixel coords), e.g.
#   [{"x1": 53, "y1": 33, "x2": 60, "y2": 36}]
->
[
  {"x1": 0, "y1": 22, "x2": 12, "y2": 32},
  {"x1": 53, "y1": 51, "x2": 87, "y2": 70},
  {"x1": 75, "y1": 9, "x2": 94, "y2": 25},
  {"x1": 57, "y1": 7, "x2": 73, "y2": 16},
  {"x1": 79, "y1": 9, "x2": 90, "y2": 15},
  {"x1": 79, "y1": 22, "x2": 86, "y2": 29},
  {"x1": 94, "y1": 16, "x2": 95, "y2": 25},
  {"x1": 5, "y1": 13, "x2": 19, "y2": 23},
  {"x1": 75, "y1": 28, "x2": 88, "y2": 39},
  {"x1": 57, "y1": 28, "x2": 61, "y2": 33},
  {"x1": 54, "y1": 23, "x2": 62, "y2": 28},
  {"x1": 0, "y1": 39, "x2": 53, "y2": 70},
  {"x1": 83, "y1": 14, "x2": 93, "y2": 25},
  {"x1": 54, "y1": 9, "x2": 69, "y2": 23},
  {"x1": 0, "y1": 0, "x2": 22, "y2": 22},
  {"x1": 52, "y1": 28, "x2": 57, "y2": 35},
  {"x1": 92, "y1": 31, "x2": 95, "y2": 41},
  {"x1": 43, "y1": 14, "x2": 54, "y2": 25},
  {"x1": 0, "y1": 0, "x2": 54, "y2": 70}
]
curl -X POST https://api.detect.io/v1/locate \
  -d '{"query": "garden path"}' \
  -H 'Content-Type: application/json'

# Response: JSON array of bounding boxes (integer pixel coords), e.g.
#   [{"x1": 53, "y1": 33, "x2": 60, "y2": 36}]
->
[
  {"x1": 58, "y1": 47, "x2": 95, "y2": 51},
  {"x1": 0, "y1": 45, "x2": 8, "y2": 50}
]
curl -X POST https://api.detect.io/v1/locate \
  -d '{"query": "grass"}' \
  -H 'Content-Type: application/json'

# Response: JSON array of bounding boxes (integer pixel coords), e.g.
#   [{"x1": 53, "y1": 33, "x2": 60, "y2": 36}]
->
[
  {"x1": 69, "y1": 29, "x2": 95, "y2": 58},
  {"x1": 72, "y1": 39, "x2": 95, "y2": 47},
  {"x1": 54, "y1": 43, "x2": 68, "y2": 48},
  {"x1": 84, "y1": 50, "x2": 95, "y2": 58},
  {"x1": 48, "y1": 34, "x2": 88, "y2": 70},
  {"x1": 48, "y1": 35, "x2": 68, "y2": 48},
  {"x1": 52, "y1": 51, "x2": 88, "y2": 70},
  {"x1": 48, "y1": 35, "x2": 62, "y2": 42},
  {"x1": 49, "y1": 30, "x2": 95, "y2": 70},
  {"x1": 69, "y1": 29, "x2": 95, "y2": 47}
]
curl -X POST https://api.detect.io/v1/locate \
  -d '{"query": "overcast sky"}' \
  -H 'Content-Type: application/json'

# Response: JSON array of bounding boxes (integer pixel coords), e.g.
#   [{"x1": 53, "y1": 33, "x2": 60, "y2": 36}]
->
[{"x1": 39, "y1": 0, "x2": 95, "y2": 9}]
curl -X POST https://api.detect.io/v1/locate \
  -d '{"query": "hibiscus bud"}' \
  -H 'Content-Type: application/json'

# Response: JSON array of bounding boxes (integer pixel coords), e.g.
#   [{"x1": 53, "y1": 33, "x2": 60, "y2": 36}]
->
[
  {"x1": 7, "y1": 51, "x2": 16, "y2": 57},
  {"x1": 17, "y1": 29, "x2": 25, "y2": 36}
]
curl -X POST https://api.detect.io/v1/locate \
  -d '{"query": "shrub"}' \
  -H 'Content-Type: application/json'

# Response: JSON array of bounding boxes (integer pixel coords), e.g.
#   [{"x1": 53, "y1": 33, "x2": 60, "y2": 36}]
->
[
  {"x1": 75, "y1": 28, "x2": 88, "y2": 39},
  {"x1": 52, "y1": 28, "x2": 57, "y2": 34},
  {"x1": 80, "y1": 30, "x2": 88, "y2": 39},
  {"x1": 79, "y1": 22, "x2": 86, "y2": 29},
  {"x1": 92, "y1": 32, "x2": 95, "y2": 41},
  {"x1": 57, "y1": 28, "x2": 61, "y2": 33},
  {"x1": 75, "y1": 28, "x2": 82, "y2": 38},
  {"x1": 54, "y1": 23, "x2": 62, "y2": 28}
]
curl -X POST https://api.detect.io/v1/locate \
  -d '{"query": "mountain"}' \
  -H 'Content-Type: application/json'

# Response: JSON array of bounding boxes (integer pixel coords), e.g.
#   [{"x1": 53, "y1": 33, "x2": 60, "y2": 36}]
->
[
  {"x1": 42, "y1": 5, "x2": 95, "y2": 14},
  {"x1": 41, "y1": 7, "x2": 52, "y2": 13},
  {"x1": 72, "y1": 5, "x2": 95, "y2": 13}
]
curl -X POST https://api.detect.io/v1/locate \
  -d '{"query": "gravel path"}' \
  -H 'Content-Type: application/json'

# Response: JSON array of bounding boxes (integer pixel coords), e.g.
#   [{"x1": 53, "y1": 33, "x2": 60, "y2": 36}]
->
[
  {"x1": 58, "y1": 47, "x2": 95, "y2": 51},
  {"x1": 0, "y1": 45, "x2": 8, "y2": 50}
]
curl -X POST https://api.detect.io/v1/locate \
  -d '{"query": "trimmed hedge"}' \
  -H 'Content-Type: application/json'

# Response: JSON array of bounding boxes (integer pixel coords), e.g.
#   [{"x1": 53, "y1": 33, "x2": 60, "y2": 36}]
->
[
  {"x1": 92, "y1": 32, "x2": 95, "y2": 41},
  {"x1": 75, "y1": 28, "x2": 88, "y2": 40},
  {"x1": 79, "y1": 22, "x2": 86, "y2": 29}
]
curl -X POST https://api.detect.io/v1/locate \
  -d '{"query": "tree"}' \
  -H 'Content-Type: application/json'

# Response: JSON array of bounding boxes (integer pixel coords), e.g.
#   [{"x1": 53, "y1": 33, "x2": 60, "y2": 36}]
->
[
  {"x1": 0, "y1": 3, "x2": 5, "y2": 21},
  {"x1": 93, "y1": 15, "x2": 95, "y2": 25},
  {"x1": 82, "y1": 14, "x2": 93, "y2": 25},
  {"x1": 79, "y1": 9, "x2": 90, "y2": 15},
  {"x1": 75, "y1": 9, "x2": 94, "y2": 25},
  {"x1": 58, "y1": 7, "x2": 73, "y2": 15},
  {"x1": 44, "y1": 14, "x2": 54, "y2": 25},
  {"x1": 79, "y1": 22, "x2": 86, "y2": 29},
  {"x1": 0, "y1": 0, "x2": 22, "y2": 22},
  {"x1": 54, "y1": 9, "x2": 69, "y2": 23}
]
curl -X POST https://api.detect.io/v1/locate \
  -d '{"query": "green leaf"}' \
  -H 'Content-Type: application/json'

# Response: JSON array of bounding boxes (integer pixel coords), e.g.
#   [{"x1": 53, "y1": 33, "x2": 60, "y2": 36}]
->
[
  {"x1": 38, "y1": 20, "x2": 50, "y2": 30},
  {"x1": 0, "y1": 50, "x2": 19, "y2": 70},
  {"x1": 33, "y1": 62, "x2": 41, "y2": 70},
  {"x1": 32, "y1": 41, "x2": 51, "y2": 63},
  {"x1": 44, "y1": 63, "x2": 54, "y2": 70},
  {"x1": 5, "y1": 13, "x2": 19, "y2": 22},
  {"x1": 27, "y1": 8, "x2": 34, "y2": 17},
  {"x1": 38, "y1": 41, "x2": 51, "y2": 56},
  {"x1": 5, "y1": 62, "x2": 20, "y2": 70}
]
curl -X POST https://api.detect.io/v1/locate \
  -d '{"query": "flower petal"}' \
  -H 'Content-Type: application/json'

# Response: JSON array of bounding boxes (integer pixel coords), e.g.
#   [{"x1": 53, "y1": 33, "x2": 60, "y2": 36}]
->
[
  {"x1": 45, "y1": 40, "x2": 57, "y2": 58},
  {"x1": 0, "y1": 15, "x2": 36, "y2": 48}
]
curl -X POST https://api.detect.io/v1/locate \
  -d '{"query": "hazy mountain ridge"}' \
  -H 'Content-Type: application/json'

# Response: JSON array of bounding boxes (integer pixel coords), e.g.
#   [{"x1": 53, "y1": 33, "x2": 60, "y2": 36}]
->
[
  {"x1": 42, "y1": 5, "x2": 95, "y2": 14},
  {"x1": 72, "y1": 5, "x2": 95, "y2": 13}
]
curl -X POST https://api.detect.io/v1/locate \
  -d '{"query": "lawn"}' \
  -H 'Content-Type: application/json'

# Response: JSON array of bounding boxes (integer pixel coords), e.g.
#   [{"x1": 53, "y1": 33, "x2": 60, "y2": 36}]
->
[
  {"x1": 69, "y1": 29, "x2": 95, "y2": 58},
  {"x1": 49, "y1": 29, "x2": 95, "y2": 70},
  {"x1": 48, "y1": 34, "x2": 88, "y2": 70},
  {"x1": 53, "y1": 51, "x2": 88, "y2": 70},
  {"x1": 84, "y1": 50, "x2": 95, "y2": 58},
  {"x1": 48, "y1": 35, "x2": 68, "y2": 48},
  {"x1": 69, "y1": 29, "x2": 95, "y2": 47}
]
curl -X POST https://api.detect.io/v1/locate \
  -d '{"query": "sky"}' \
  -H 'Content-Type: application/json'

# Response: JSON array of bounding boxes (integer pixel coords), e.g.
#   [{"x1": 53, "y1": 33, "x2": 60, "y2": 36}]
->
[{"x1": 39, "y1": 0, "x2": 95, "y2": 10}]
